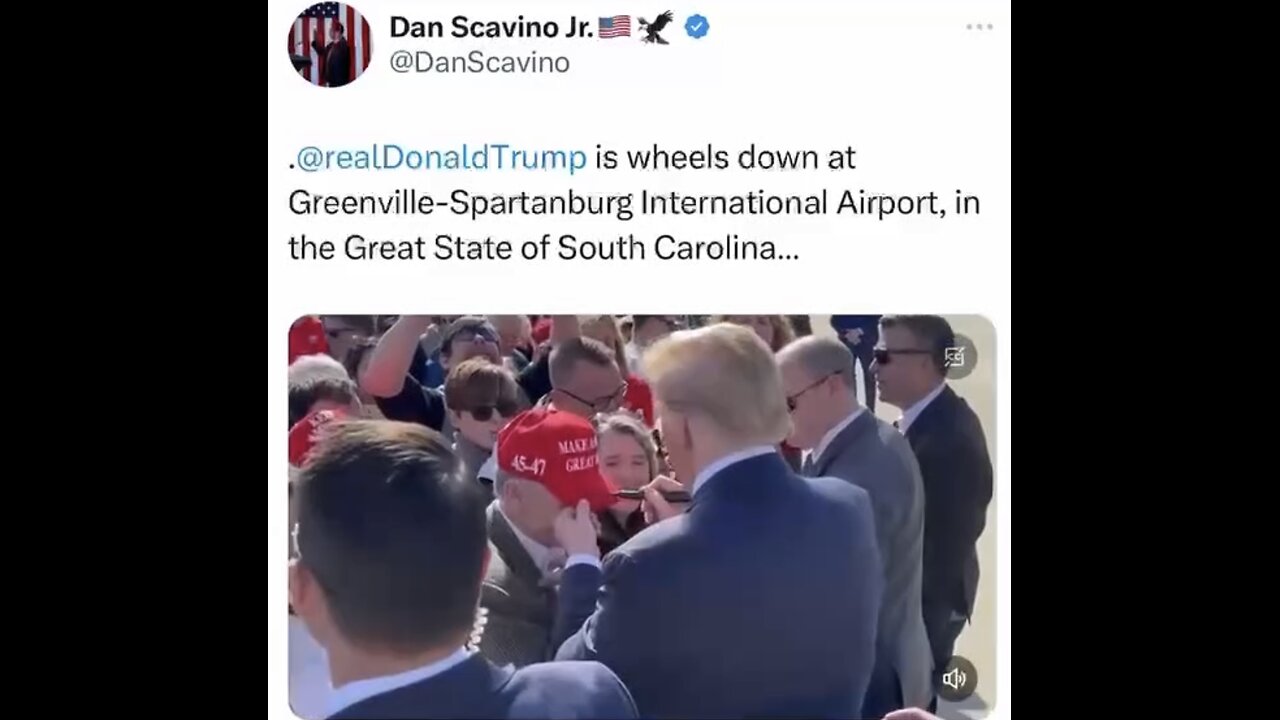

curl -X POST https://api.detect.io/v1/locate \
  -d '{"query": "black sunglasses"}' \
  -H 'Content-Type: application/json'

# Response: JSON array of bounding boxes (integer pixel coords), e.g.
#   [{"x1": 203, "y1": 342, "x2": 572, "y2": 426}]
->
[
  {"x1": 786, "y1": 371, "x2": 841, "y2": 412},
  {"x1": 560, "y1": 382, "x2": 629, "y2": 411},
  {"x1": 872, "y1": 347, "x2": 933, "y2": 365},
  {"x1": 467, "y1": 400, "x2": 520, "y2": 422}
]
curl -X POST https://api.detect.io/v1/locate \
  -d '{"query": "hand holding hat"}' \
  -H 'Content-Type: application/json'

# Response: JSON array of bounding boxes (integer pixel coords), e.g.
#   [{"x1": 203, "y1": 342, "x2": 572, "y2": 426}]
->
[{"x1": 554, "y1": 500, "x2": 602, "y2": 559}]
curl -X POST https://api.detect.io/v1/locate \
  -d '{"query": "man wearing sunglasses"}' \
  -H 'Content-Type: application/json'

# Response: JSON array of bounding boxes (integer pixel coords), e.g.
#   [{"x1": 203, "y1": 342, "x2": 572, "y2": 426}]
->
[
  {"x1": 361, "y1": 316, "x2": 504, "y2": 436},
  {"x1": 444, "y1": 357, "x2": 526, "y2": 497},
  {"x1": 547, "y1": 337, "x2": 628, "y2": 419},
  {"x1": 873, "y1": 315, "x2": 992, "y2": 701},
  {"x1": 778, "y1": 336, "x2": 933, "y2": 718}
]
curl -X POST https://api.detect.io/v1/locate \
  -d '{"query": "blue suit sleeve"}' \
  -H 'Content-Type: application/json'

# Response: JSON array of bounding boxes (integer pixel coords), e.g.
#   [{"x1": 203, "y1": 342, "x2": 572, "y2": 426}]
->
[
  {"x1": 552, "y1": 563, "x2": 603, "y2": 650},
  {"x1": 598, "y1": 669, "x2": 641, "y2": 719},
  {"x1": 554, "y1": 550, "x2": 638, "y2": 663}
]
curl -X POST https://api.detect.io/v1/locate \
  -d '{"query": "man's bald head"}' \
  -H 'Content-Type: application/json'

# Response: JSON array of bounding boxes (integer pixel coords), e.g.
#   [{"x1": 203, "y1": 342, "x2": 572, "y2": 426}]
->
[
  {"x1": 776, "y1": 336, "x2": 860, "y2": 450},
  {"x1": 776, "y1": 336, "x2": 857, "y2": 390}
]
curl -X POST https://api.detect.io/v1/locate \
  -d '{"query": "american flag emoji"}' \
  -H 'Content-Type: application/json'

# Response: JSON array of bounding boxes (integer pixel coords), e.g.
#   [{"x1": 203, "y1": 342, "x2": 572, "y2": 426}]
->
[
  {"x1": 598, "y1": 16, "x2": 631, "y2": 38},
  {"x1": 290, "y1": 3, "x2": 371, "y2": 86}
]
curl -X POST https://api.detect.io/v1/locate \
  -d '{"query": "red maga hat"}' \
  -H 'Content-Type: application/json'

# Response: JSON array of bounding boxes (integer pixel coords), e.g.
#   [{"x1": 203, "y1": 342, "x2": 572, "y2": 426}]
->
[
  {"x1": 288, "y1": 407, "x2": 347, "y2": 468},
  {"x1": 496, "y1": 407, "x2": 618, "y2": 512}
]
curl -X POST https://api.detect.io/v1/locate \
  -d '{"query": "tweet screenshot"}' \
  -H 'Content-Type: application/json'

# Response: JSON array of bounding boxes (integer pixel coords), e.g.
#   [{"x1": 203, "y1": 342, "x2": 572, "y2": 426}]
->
[{"x1": 270, "y1": 2, "x2": 1009, "y2": 719}]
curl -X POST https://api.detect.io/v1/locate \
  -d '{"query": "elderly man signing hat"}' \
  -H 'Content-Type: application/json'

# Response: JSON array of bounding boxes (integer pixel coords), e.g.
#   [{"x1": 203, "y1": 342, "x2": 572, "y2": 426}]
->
[{"x1": 474, "y1": 407, "x2": 620, "y2": 669}]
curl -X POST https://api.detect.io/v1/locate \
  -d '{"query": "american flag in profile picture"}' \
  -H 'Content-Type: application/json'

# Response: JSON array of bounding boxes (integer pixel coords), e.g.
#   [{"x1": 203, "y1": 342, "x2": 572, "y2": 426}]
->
[
  {"x1": 598, "y1": 16, "x2": 631, "y2": 38},
  {"x1": 290, "y1": 2, "x2": 371, "y2": 86}
]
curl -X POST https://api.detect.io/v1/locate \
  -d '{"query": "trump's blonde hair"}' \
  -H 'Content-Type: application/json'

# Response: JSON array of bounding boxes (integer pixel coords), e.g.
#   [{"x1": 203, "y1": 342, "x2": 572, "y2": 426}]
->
[{"x1": 643, "y1": 323, "x2": 791, "y2": 444}]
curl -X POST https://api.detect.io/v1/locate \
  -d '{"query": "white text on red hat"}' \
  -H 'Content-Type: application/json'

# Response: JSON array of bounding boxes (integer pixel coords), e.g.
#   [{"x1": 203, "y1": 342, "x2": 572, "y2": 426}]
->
[
  {"x1": 512, "y1": 454, "x2": 547, "y2": 477},
  {"x1": 558, "y1": 437, "x2": 597, "y2": 454}
]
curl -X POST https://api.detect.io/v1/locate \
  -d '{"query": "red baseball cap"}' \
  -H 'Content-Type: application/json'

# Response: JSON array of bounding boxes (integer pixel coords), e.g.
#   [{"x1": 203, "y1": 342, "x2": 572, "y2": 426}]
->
[
  {"x1": 496, "y1": 408, "x2": 618, "y2": 511},
  {"x1": 288, "y1": 407, "x2": 347, "y2": 467},
  {"x1": 289, "y1": 316, "x2": 329, "y2": 365}
]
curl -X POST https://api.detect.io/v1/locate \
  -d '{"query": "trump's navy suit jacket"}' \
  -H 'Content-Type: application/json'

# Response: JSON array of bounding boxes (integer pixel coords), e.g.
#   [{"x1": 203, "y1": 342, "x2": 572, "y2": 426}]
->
[
  {"x1": 327, "y1": 654, "x2": 638, "y2": 720},
  {"x1": 554, "y1": 450, "x2": 884, "y2": 719}
]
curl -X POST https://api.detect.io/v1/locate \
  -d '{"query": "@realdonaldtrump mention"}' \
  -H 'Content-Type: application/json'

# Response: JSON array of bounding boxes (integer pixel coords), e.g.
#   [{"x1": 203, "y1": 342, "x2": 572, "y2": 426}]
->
[{"x1": 287, "y1": 140, "x2": 980, "y2": 265}]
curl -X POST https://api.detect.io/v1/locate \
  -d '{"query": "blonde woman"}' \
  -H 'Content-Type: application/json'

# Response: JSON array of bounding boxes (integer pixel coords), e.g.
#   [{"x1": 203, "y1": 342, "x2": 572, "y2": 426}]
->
[
  {"x1": 712, "y1": 315, "x2": 797, "y2": 352},
  {"x1": 581, "y1": 315, "x2": 655, "y2": 427},
  {"x1": 593, "y1": 410, "x2": 660, "y2": 555}
]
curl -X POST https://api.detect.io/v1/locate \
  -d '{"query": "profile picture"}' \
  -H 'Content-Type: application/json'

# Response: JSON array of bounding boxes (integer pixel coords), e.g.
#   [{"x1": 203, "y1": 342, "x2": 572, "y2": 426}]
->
[{"x1": 288, "y1": 3, "x2": 371, "y2": 88}]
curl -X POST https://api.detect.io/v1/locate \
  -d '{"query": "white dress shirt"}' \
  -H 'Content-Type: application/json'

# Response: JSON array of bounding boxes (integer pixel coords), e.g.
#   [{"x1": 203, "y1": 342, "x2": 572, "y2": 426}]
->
[
  {"x1": 691, "y1": 446, "x2": 779, "y2": 496},
  {"x1": 477, "y1": 452, "x2": 498, "y2": 483},
  {"x1": 898, "y1": 381, "x2": 946, "y2": 434},
  {"x1": 498, "y1": 505, "x2": 601, "y2": 572},
  {"x1": 808, "y1": 408, "x2": 865, "y2": 468},
  {"x1": 327, "y1": 647, "x2": 473, "y2": 717},
  {"x1": 289, "y1": 616, "x2": 332, "y2": 720}
]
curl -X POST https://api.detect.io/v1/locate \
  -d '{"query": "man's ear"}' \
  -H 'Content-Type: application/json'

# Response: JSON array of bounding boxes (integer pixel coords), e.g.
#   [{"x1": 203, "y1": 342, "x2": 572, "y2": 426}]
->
[
  {"x1": 679, "y1": 413, "x2": 695, "y2": 450},
  {"x1": 449, "y1": 408, "x2": 464, "y2": 426}
]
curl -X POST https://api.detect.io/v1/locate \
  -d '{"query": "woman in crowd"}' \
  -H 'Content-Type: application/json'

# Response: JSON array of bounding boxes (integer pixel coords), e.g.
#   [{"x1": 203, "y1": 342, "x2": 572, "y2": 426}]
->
[
  {"x1": 581, "y1": 314, "x2": 655, "y2": 426},
  {"x1": 443, "y1": 357, "x2": 524, "y2": 497},
  {"x1": 593, "y1": 410, "x2": 659, "y2": 556},
  {"x1": 712, "y1": 315, "x2": 796, "y2": 352}
]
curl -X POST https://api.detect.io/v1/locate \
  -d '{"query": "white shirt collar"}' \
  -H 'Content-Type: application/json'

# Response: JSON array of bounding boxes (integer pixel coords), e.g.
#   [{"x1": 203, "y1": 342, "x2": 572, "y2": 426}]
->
[
  {"x1": 810, "y1": 408, "x2": 865, "y2": 467},
  {"x1": 691, "y1": 446, "x2": 779, "y2": 496},
  {"x1": 327, "y1": 647, "x2": 473, "y2": 717},
  {"x1": 899, "y1": 382, "x2": 946, "y2": 434},
  {"x1": 497, "y1": 504, "x2": 556, "y2": 575},
  {"x1": 477, "y1": 451, "x2": 498, "y2": 482}
]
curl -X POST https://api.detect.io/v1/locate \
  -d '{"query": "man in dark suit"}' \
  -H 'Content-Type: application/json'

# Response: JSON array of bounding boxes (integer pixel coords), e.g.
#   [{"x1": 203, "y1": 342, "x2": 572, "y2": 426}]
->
[
  {"x1": 312, "y1": 21, "x2": 351, "y2": 87},
  {"x1": 288, "y1": 419, "x2": 637, "y2": 720},
  {"x1": 873, "y1": 315, "x2": 993, "y2": 686},
  {"x1": 551, "y1": 323, "x2": 884, "y2": 719},
  {"x1": 779, "y1": 336, "x2": 934, "y2": 717},
  {"x1": 476, "y1": 406, "x2": 621, "y2": 667}
]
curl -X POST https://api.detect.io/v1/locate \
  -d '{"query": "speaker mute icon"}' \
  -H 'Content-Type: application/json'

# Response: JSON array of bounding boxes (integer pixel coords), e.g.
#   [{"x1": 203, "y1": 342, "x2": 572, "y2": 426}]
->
[{"x1": 937, "y1": 655, "x2": 978, "y2": 702}]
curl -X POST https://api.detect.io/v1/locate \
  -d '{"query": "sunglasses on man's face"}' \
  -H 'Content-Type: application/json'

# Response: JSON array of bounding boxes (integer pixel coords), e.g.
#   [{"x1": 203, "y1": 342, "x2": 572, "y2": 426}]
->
[
  {"x1": 872, "y1": 347, "x2": 933, "y2": 365},
  {"x1": 468, "y1": 401, "x2": 520, "y2": 422},
  {"x1": 785, "y1": 371, "x2": 840, "y2": 412},
  {"x1": 561, "y1": 382, "x2": 629, "y2": 412}
]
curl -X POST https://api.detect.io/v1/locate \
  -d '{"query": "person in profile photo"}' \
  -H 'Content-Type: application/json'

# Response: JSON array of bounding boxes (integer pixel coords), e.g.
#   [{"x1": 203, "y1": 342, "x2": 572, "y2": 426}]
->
[
  {"x1": 312, "y1": 20, "x2": 350, "y2": 87},
  {"x1": 289, "y1": 3, "x2": 370, "y2": 88}
]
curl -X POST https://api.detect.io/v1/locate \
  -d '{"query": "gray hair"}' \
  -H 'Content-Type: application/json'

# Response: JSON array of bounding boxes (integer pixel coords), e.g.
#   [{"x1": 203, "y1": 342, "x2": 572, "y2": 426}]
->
[
  {"x1": 777, "y1": 336, "x2": 856, "y2": 389},
  {"x1": 287, "y1": 354, "x2": 356, "y2": 426},
  {"x1": 288, "y1": 353, "x2": 349, "y2": 385}
]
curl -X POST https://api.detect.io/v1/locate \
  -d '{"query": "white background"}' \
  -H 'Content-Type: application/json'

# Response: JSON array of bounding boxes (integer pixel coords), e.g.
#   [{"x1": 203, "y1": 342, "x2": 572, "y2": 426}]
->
[{"x1": 268, "y1": 1, "x2": 1010, "y2": 717}]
